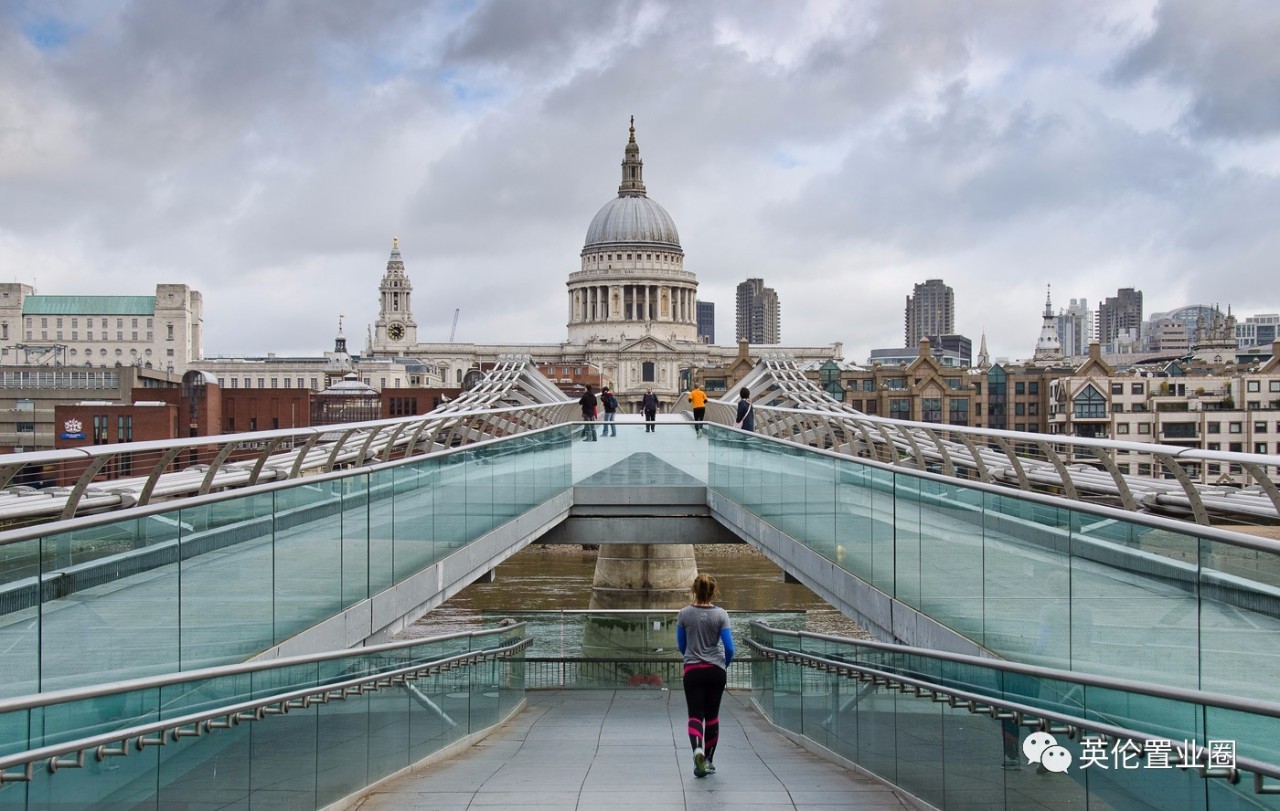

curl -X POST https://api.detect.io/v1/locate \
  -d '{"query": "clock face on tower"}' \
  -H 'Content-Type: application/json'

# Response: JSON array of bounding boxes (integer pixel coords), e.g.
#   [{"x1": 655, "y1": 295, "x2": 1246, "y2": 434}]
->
[{"x1": 388, "y1": 322, "x2": 405, "y2": 341}]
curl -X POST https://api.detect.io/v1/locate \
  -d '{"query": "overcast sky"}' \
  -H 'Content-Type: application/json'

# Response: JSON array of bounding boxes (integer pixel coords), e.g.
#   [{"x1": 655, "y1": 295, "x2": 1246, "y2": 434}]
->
[{"x1": 3, "y1": 0, "x2": 1278, "y2": 363}]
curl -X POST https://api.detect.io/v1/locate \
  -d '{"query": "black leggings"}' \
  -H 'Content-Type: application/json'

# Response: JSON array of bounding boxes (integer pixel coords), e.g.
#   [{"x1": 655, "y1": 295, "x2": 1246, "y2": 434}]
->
[{"x1": 683, "y1": 665, "x2": 726, "y2": 760}]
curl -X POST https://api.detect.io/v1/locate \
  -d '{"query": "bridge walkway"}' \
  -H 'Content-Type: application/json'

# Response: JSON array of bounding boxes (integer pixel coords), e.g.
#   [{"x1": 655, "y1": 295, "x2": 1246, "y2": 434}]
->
[{"x1": 348, "y1": 689, "x2": 917, "y2": 811}]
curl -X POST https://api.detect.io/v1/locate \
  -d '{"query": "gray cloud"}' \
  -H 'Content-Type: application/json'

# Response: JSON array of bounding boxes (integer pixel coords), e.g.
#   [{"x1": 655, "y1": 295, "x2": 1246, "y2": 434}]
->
[
  {"x1": 0, "y1": 0, "x2": 1276, "y2": 362},
  {"x1": 1112, "y1": 0, "x2": 1280, "y2": 139}
]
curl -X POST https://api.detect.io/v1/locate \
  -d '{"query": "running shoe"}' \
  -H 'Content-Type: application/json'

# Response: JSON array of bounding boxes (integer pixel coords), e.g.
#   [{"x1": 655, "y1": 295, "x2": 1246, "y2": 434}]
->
[
  {"x1": 693, "y1": 747, "x2": 707, "y2": 778},
  {"x1": 705, "y1": 762, "x2": 716, "y2": 775}
]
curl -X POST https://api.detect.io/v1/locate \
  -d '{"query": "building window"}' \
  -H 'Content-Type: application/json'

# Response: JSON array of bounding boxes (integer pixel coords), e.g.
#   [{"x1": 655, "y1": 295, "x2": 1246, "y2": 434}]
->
[
  {"x1": 1229, "y1": 442, "x2": 1243, "y2": 453},
  {"x1": 1016, "y1": 382, "x2": 1026, "y2": 395},
  {"x1": 230, "y1": 379, "x2": 238, "y2": 388},
  {"x1": 1131, "y1": 383, "x2": 1144, "y2": 395},
  {"x1": 1255, "y1": 422, "x2": 1267, "y2": 433},
  {"x1": 1256, "y1": 443, "x2": 1268, "y2": 454},
  {"x1": 118, "y1": 415, "x2": 133, "y2": 443},
  {"x1": 270, "y1": 378, "x2": 278, "y2": 388},
  {"x1": 257, "y1": 378, "x2": 265, "y2": 388},
  {"x1": 284, "y1": 378, "x2": 291, "y2": 388},
  {"x1": 1117, "y1": 424, "x2": 1129, "y2": 434},
  {"x1": 862, "y1": 379, "x2": 874, "y2": 392},
  {"x1": 1073, "y1": 385, "x2": 1107, "y2": 419},
  {"x1": 1015, "y1": 403, "x2": 1026, "y2": 416},
  {"x1": 890, "y1": 398, "x2": 910, "y2": 419},
  {"x1": 1271, "y1": 381, "x2": 1280, "y2": 392},
  {"x1": 1247, "y1": 380, "x2": 1261, "y2": 392},
  {"x1": 1028, "y1": 382, "x2": 1039, "y2": 395},
  {"x1": 1207, "y1": 443, "x2": 1220, "y2": 451},
  {"x1": 1111, "y1": 383, "x2": 1124, "y2": 395},
  {"x1": 1138, "y1": 423, "x2": 1151, "y2": 434},
  {"x1": 1229, "y1": 422, "x2": 1243, "y2": 434},
  {"x1": 1164, "y1": 423, "x2": 1196, "y2": 439},
  {"x1": 642, "y1": 361, "x2": 655, "y2": 382},
  {"x1": 93, "y1": 415, "x2": 108, "y2": 444},
  {"x1": 922, "y1": 398, "x2": 941, "y2": 423},
  {"x1": 1208, "y1": 422, "x2": 1220, "y2": 433},
  {"x1": 948, "y1": 399, "x2": 969, "y2": 426}
]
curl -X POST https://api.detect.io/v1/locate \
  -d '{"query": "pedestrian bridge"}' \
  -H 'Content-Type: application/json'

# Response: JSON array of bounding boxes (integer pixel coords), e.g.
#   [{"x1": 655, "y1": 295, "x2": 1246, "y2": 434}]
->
[{"x1": 1, "y1": 367, "x2": 1279, "y2": 808}]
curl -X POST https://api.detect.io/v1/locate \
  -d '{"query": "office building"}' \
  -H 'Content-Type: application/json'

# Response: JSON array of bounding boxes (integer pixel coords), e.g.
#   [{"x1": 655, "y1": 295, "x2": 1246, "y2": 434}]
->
[{"x1": 696, "y1": 301, "x2": 715, "y2": 344}]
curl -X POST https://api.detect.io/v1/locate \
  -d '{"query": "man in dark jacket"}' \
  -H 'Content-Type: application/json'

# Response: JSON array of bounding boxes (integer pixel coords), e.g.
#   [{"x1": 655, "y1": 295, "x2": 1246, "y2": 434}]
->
[
  {"x1": 579, "y1": 385, "x2": 598, "y2": 441},
  {"x1": 641, "y1": 387, "x2": 660, "y2": 433}
]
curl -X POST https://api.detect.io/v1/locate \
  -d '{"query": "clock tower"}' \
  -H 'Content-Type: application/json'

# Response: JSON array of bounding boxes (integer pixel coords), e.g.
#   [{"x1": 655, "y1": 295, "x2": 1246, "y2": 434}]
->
[{"x1": 374, "y1": 237, "x2": 418, "y2": 351}]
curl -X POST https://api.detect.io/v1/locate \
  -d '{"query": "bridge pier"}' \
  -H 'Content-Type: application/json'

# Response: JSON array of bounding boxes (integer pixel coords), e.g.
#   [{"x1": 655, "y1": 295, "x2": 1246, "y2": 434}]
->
[{"x1": 589, "y1": 543, "x2": 697, "y2": 609}]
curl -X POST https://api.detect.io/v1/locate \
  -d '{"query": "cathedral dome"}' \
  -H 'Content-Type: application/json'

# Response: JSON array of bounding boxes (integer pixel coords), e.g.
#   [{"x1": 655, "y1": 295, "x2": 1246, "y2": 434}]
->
[{"x1": 584, "y1": 195, "x2": 681, "y2": 249}]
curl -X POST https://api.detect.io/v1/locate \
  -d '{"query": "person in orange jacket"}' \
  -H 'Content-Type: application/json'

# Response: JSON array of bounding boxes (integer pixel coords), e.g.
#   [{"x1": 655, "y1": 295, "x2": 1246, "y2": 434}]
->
[{"x1": 688, "y1": 384, "x2": 708, "y2": 437}]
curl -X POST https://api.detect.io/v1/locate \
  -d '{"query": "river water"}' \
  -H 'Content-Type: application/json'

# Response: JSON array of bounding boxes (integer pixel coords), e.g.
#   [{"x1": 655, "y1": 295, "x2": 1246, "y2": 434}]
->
[{"x1": 403, "y1": 543, "x2": 871, "y2": 640}]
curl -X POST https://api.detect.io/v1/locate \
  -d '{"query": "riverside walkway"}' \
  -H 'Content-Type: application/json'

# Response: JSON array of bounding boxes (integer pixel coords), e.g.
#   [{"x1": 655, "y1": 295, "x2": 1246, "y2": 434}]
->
[{"x1": 346, "y1": 689, "x2": 917, "y2": 811}]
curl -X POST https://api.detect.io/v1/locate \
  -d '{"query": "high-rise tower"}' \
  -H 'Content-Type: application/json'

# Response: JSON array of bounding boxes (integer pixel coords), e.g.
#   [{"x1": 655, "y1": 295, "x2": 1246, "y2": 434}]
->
[
  {"x1": 735, "y1": 278, "x2": 780, "y2": 344},
  {"x1": 1097, "y1": 288, "x2": 1143, "y2": 353},
  {"x1": 905, "y1": 279, "x2": 954, "y2": 345}
]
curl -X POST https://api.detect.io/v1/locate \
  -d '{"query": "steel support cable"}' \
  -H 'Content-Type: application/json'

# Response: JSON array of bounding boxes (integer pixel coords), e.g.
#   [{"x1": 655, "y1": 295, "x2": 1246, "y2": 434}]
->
[
  {"x1": 745, "y1": 639, "x2": 1279, "y2": 793},
  {"x1": 0, "y1": 636, "x2": 532, "y2": 788}
]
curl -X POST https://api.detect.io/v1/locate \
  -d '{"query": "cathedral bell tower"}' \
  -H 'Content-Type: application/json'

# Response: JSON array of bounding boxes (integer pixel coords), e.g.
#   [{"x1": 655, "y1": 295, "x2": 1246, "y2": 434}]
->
[{"x1": 374, "y1": 237, "x2": 418, "y2": 351}]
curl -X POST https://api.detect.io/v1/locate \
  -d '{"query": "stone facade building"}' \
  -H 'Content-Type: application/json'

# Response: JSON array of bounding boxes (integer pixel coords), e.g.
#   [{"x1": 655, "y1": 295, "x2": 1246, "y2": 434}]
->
[{"x1": 0, "y1": 283, "x2": 203, "y2": 372}]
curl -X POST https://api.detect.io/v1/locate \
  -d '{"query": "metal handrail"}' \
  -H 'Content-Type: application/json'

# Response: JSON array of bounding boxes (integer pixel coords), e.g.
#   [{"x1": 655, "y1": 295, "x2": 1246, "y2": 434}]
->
[
  {"x1": 0, "y1": 634, "x2": 532, "y2": 787},
  {"x1": 0, "y1": 623, "x2": 525, "y2": 713},
  {"x1": 746, "y1": 637, "x2": 1279, "y2": 794},
  {"x1": 722, "y1": 356, "x2": 1280, "y2": 526},
  {"x1": 713, "y1": 426, "x2": 1280, "y2": 556},
  {"x1": 746, "y1": 622, "x2": 1280, "y2": 717},
  {"x1": 0, "y1": 420, "x2": 570, "y2": 547}
]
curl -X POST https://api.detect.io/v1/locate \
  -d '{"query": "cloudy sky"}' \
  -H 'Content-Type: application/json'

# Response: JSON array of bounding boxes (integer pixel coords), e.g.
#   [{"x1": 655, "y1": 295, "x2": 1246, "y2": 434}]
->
[{"x1": 3, "y1": 0, "x2": 1278, "y2": 363}]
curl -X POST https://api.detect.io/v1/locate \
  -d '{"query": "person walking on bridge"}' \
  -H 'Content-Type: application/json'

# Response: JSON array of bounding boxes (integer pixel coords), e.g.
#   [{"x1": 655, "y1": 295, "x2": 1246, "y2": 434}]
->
[
  {"x1": 677, "y1": 573, "x2": 735, "y2": 778},
  {"x1": 688, "y1": 384, "x2": 708, "y2": 437}
]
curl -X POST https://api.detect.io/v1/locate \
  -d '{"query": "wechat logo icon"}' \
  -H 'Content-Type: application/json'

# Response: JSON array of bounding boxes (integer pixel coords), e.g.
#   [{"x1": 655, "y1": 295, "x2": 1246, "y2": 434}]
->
[{"x1": 1023, "y1": 731, "x2": 1073, "y2": 774}]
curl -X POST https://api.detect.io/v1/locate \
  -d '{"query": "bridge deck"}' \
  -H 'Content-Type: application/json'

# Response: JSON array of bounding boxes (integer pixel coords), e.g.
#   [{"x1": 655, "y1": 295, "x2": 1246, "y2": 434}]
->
[{"x1": 348, "y1": 689, "x2": 916, "y2": 810}]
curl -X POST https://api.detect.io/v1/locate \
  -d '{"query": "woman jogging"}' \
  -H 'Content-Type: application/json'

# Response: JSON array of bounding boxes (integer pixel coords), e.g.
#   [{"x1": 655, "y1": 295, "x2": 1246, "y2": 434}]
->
[{"x1": 676, "y1": 573, "x2": 735, "y2": 778}]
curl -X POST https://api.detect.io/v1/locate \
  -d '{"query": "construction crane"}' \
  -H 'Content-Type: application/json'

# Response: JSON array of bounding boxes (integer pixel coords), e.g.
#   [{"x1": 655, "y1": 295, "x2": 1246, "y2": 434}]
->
[{"x1": 449, "y1": 308, "x2": 460, "y2": 342}]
